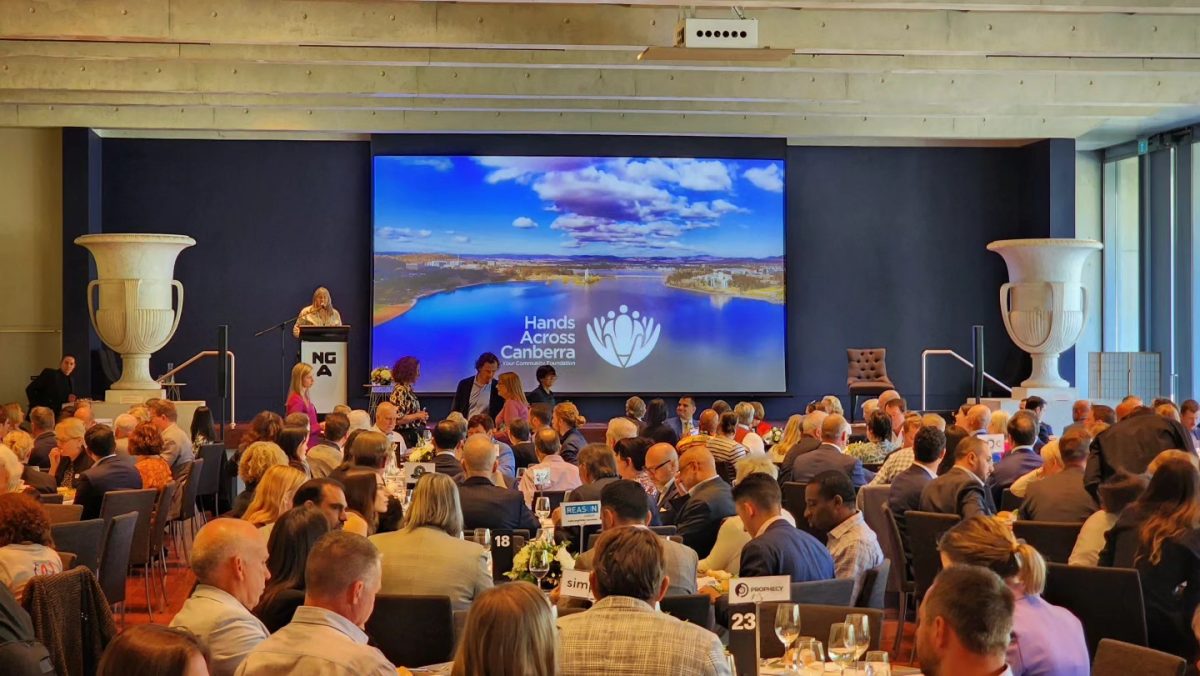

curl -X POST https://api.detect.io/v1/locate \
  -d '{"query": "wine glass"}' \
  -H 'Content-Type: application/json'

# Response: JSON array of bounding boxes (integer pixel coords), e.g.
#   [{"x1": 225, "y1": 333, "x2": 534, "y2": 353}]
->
[
  {"x1": 473, "y1": 528, "x2": 492, "y2": 551},
  {"x1": 529, "y1": 548, "x2": 552, "y2": 589},
  {"x1": 865, "y1": 651, "x2": 890, "y2": 676},
  {"x1": 793, "y1": 637, "x2": 825, "y2": 674},
  {"x1": 827, "y1": 623, "x2": 857, "y2": 673},
  {"x1": 535, "y1": 496, "x2": 551, "y2": 523},
  {"x1": 845, "y1": 612, "x2": 871, "y2": 661},
  {"x1": 774, "y1": 603, "x2": 801, "y2": 663}
]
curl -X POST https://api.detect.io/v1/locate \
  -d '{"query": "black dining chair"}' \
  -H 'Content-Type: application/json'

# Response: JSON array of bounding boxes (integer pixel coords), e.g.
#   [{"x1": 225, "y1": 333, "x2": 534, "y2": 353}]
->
[
  {"x1": 854, "y1": 559, "x2": 890, "y2": 610},
  {"x1": 1043, "y1": 563, "x2": 1148, "y2": 658},
  {"x1": 791, "y1": 578, "x2": 855, "y2": 606},
  {"x1": 881, "y1": 504, "x2": 917, "y2": 655},
  {"x1": 365, "y1": 595, "x2": 455, "y2": 668},
  {"x1": 43, "y1": 503, "x2": 84, "y2": 525},
  {"x1": 97, "y1": 513, "x2": 137, "y2": 625},
  {"x1": 1000, "y1": 488, "x2": 1024, "y2": 512},
  {"x1": 1092, "y1": 638, "x2": 1185, "y2": 676},
  {"x1": 50, "y1": 518, "x2": 105, "y2": 574},
  {"x1": 1012, "y1": 520, "x2": 1084, "y2": 564},
  {"x1": 659, "y1": 594, "x2": 715, "y2": 632},
  {"x1": 903, "y1": 511, "x2": 959, "y2": 598}
]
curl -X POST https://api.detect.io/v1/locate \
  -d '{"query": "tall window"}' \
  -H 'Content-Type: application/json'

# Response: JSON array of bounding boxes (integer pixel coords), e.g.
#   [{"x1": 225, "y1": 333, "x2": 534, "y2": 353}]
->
[{"x1": 1102, "y1": 155, "x2": 1141, "y2": 352}]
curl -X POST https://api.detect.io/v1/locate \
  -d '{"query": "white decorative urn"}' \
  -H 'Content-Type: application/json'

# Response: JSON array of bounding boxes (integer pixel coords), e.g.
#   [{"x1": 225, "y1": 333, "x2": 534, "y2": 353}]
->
[
  {"x1": 75, "y1": 234, "x2": 195, "y2": 394},
  {"x1": 987, "y1": 238, "x2": 1102, "y2": 388}
]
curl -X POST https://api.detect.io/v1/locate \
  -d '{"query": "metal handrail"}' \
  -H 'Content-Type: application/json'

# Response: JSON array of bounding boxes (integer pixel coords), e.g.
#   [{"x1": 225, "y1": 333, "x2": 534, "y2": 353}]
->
[
  {"x1": 921, "y1": 349, "x2": 1013, "y2": 410},
  {"x1": 156, "y1": 350, "x2": 236, "y2": 425}
]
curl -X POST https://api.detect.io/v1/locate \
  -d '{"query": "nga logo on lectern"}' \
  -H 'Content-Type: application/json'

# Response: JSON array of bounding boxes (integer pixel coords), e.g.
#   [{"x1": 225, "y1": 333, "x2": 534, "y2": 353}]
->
[{"x1": 586, "y1": 305, "x2": 661, "y2": 368}]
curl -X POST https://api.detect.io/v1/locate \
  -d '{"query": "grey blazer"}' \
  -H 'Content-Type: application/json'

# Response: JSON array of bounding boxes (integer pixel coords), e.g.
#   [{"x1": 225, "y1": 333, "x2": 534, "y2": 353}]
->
[
  {"x1": 1018, "y1": 467, "x2": 1098, "y2": 523},
  {"x1": 369, "y1": 526, "x2": 493, "y2": 611}
]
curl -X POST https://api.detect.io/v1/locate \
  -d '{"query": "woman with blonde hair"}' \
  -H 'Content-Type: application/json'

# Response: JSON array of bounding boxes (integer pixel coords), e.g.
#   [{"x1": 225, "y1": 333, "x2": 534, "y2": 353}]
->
[
  {"x1": 769, "y1": 414, "x2": 804, "y2": 464},
  {"x1": 493, "y1": 372, "x2": 530, "y2": 443},
  {"x1": 1009, "y1": 439, "x2": 1063, "y2": 499},
  {"x1": 3, "y1": 430, "x2": 54, "y2": 495},
  {"x1": 291, "y1": 287, "x2": 342, "y2": 337},
  {"x1": 369, "y1": 472, "x2": 491, "y2": 610},
  {"x1": 48, "y1": 418, "x2": 87, "y2": 488},
  {"x1": 820, "y1": 395, "x2": 844, "y2": 417},
  {"x1": 230, "y1": 441, "x2": 288, "y2": 518},
  {"x1": 242, "y1": 465, "x2": 306, "y2": 538},
  {"x1": 451, "y1": 581, "x2": 556, "y2": 676},
  {"x1": 988, "y1": 410, "x2": 1011, "y2": 439},
  {"x1": 698, "y1": 455, "x2": 796, "y2": 575},
  {"x1": 939, "y1": 515, "x2": 1090, "y2": 675},
  {"x1": 284, "y1": 363, "x2": 319, "y2": 448}
]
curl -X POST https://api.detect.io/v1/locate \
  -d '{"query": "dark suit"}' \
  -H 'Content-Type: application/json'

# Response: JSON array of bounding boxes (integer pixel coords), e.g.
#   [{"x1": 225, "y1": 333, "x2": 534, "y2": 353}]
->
[
  {"x1": 449, "y1": 376, "x2": 504, "y2": 419},
  {"x1": 74, "y1": 454, "x2": 143, "y2": 520},
  {"x1": 559, "y1": 428, "x2": 586, "y2": 465},
  {"x1": 25, "y1": 368, "x2": 72, "y2": 414},
  {"x1": 1037, "y1": 421, "x2": 1053, "y2": 446},
  {"x1": 777, "y1": 437, "x2": 821, "y2": 485},
  {"x1": 526, "y1": 386, "x2": 555, "y2": 409},
  {"x1": 657, "y1": 479, "x2": 684, "y2": 524},
  {"x1": 791, "y1": 443, "x2": 873, "y2": 489},
  {"x1": 1018, "y1": 467, "x2": 1098, "y2": 523},
  {"x1": 21, "y1": 466, "x2": 57, "y2": 494},
  {"x1": 887, "y1": 464, "x2": 935, "y2": 519},
  {"x1": 644, "y1": 424, "x2": 680, "y2": 447},
  {"x1": 919, "y1": 466, "x2": 995, "y2": 519},
  {"x1": 512, "y1": 441, "x2": 538, "y2": 469},
  {"x1": 665, "y1": 417, "x2": 696, "y2": 439},
  {"x1": 739, "y1": 519, "x2": 836, "y2": 582},
  {"x1": 458, "y1": 475, "x2": 540, "y2": 533},
  {"x1": 432, "y1": 451, "x2": 462, "y2": 478},
  {"x1": 29, "y1": 431, "x2": 56, "y2": 470},
  {"x1": 674, "y1": 476, "x2": 736, "y2": 559},
  {"x1": 1085, "y1": 408, "x2": 1196, "y2": 498},
  {"x1": 987, "y1": 446, "x2": 1043, "y2": 505}
]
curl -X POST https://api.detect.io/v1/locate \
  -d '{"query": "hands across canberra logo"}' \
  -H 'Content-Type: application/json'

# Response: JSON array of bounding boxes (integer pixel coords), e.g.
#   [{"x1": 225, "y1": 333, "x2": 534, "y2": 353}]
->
[{"x1": 586, "y1": 305, "x2": 661, "y2": 368}]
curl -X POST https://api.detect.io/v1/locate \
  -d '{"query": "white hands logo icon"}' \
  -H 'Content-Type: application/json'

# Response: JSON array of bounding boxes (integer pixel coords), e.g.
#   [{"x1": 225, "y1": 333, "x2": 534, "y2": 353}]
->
[{"x1": 586, "y1": 305, "x2": 661, "y2": 368}]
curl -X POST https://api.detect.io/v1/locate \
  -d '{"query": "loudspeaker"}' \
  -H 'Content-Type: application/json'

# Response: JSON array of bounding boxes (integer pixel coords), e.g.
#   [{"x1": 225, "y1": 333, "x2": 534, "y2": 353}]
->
[{"x1": 217, "y1": 325, "x2": 229, "y2": 398}]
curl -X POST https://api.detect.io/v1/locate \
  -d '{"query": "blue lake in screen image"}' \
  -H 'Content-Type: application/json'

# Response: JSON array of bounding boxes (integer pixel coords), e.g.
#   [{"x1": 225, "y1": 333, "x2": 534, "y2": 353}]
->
[{"x1": 371, "y1": 276, "x2": 786, "y2": 394}]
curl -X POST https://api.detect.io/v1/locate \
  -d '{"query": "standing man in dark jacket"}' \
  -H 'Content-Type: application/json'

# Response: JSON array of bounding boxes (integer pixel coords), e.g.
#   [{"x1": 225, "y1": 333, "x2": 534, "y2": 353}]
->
[
  {"x1": 449, "y1": 352, "x2": 504, "y2": 420},
  {"x1": 1085, "y1": 406, "x2": 1196, "y2": 498},
  {"x1": 25, "y1": 356, "x2": 75, "y2": 415}
]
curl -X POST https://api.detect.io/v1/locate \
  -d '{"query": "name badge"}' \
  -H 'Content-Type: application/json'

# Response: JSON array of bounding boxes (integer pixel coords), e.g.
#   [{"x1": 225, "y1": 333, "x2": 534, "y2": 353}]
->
[
  {"x1": 559, "y1": 568, "x2": 595, "y2": 601},
  {"x1": 728, "y1": 575, "x2": 791, "y2": 604}
]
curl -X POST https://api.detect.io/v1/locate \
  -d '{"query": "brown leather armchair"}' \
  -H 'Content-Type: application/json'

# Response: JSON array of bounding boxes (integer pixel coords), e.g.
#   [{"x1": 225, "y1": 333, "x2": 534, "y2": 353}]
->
[{"x1": 847, "y1": 348, "x2": 894, "y2": 421}]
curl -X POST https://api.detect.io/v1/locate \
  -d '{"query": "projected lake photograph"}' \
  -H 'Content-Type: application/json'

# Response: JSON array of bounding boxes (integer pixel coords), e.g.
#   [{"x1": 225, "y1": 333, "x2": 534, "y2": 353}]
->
[{"x1": 372, "y1": 155, "x2": 786, "y2": 393}]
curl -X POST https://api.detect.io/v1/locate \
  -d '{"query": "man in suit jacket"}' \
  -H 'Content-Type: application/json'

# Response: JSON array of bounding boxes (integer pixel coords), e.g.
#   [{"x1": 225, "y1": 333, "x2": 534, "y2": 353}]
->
[
  {"x1": 27, "y1": 407, "x2": 57, "y2": 470},
  {"x1": 449, "y1": 352, "x2": 504, "y2": 419},
  {"x1": 888, "y1": 427, "x2": 946, "y2": 520},
  {"x1": 558, "y1": 480, "x2": 699, "y2": 612},
  {"x1": 736, "y1": 474, "x2": 835, "y2": 582},
  {"x1": 791, "y1": 414, "x2": 874, "y2": 489},
  {"x1": 1063, "y1": 400, "x2": 1091, "y2": 438},
  {"x1": 1019, "y1": 430, "x2": 1099, "y2": 523},
  {"x1": 24, "y1": 356, "x2": 75, "y2": 415},
  {"x1": 987, "y1": 410, "x2": 1043, "y2": 505},
  {"x1": 74, "y1": 425, "x2": 143, "y2": 521},
  {"x1": 306, "y1": 412, "x2": 349, "y2": 480},
  {"x1": 508, "y1": 418, "x2": 538, "y2": 469},
  {"x1": 430, "y1": 419, "x2": 465, "y2": 477},
  {"x1": 664, "y1": 396, "x2": 698, "y2": 439},
  {"x1": 1085, "y1": 405, "x2": 1196, "y2": 498},
  {"x1": 149, "y1": 399, "x2": 194, "y2": 477},
  {"x1": 558, "y1": 444, "x2": 660, "y2": 529},
  {"x1": 777, "y1": 411, "x2": 826, "y2": 485},
  {"x1": 457, "y1": 434, "x2": 539, "y2": 533},
  {"x1": 919, "y1": 436, "x2": 996, "y2": 519},
  {"x1": 672, "y1": 446, "x2": 736, "y2": 559}
]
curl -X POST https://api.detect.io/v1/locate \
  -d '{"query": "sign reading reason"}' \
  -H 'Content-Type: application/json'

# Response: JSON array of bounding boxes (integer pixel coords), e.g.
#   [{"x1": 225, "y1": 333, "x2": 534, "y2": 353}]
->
[{"x1": 560, "y1": 501, "x2": 602, "y2": 527}]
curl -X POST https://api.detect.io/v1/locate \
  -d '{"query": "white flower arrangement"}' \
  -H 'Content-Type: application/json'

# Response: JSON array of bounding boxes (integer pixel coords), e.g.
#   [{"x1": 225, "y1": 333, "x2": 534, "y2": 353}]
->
[
  {"x1": 370, "y1": 367, "x2": 393, "y2": 385},
  {"x1": 407, "y1": 444, "x2": 434, "y2": 462},
  {"x1": 764, "y1": 426, "x2": 784, "y2": 447}
]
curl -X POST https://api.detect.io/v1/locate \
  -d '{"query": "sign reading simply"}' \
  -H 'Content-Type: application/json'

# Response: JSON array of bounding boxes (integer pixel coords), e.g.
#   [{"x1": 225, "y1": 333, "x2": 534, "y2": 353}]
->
[
  {"x1": 559, "y1": 569, "x2": 595, "y2": 601},
  {"x1": 560, "y1": 501, "x2": 602, "y2": 527},
  {"x1": 728, "y1": 575, "x2": 791, "y2": 604}
]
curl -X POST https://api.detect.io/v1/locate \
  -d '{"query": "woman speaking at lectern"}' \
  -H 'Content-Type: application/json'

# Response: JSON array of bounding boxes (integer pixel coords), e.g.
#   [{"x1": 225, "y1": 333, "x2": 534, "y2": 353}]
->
[{"x1": 292, "y1": 287, "x2": 343, "y2": 337}]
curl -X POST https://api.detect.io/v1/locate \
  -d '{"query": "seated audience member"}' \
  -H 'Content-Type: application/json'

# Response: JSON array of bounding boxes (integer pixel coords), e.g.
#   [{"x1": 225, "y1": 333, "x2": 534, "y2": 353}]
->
[
  {"x1": 275, "y1": 426, "x2": 310, "y2": 479},
  {"x1": 332, "y1": 430, "x2": 389, "y2": 482},
  {"x1": 1088, "y1": 403, "x2": 1117, "y2": 430},
  {"x1": 613, "y1": 436, "x2": 658, "y2": 500},
  {"x1": 26, "y1": 407, "x2": 56, "y2": 470},
  {"x1": 888, "y1": 427, "x2": 946, "y2": 524},
  {"x1": 845, "y1": 409, "x2": 898, "y2": 466},
  {"x1": 553, "y1": 402, "x2": 587, "y2": 465},
  {"x1": 962, "y1": 404, "x2": 992, "y2": 437},
  {"x1": 112, "y1": 413, "x2": 137, "y2": 456},
  {"x1": 1085, "y1": 400, "x2": 1196, "y2": 497},
  {"x1": 0, "y1": 445, "x2": 29, "y2": 497},
  {"x1": 704, "y1": 410, "x2": 749, "y2": 467},
  {"x1": 346, "y1": 408, "x2": 371, "y2": 432},
  {"x1": 73, "y1": 403, "x2": 96, "y2": 430},
  {"x1": 1008, "y1": 439, "x2": 1061, "y2": 499},
  {"x1": 556, "y1": 527, "x2": 727, "y2": 676},
  {"x1": 241, "y1": 465, "x2": 306, "y2": 540},
  {"x1": 673, "y1": 445, "x2": 737, "y2": 559},
  {"x1": 922, "y1": 413, "x2": 948, "y2": 432},
  {"x1": 508, "y1": 418, "x2": 537, "y2": 469},
  {"x1": 467, "y1": 414, "x2": 516, "y2": 479},
  {"x1": 341, "y1": 470, "x2": 387, "y2": 537},
  {"x1": 643, "y1": 398, "x2": 680, "y2": 447},
  {"x1": 624, "y1": 396, "x2": 647, "y2": 432},
  {"x1": 97, "y1": 624, "x2": 211, "y2": 676},
  {"x1": 791, "y1": 414, "x2": 873, "y2": 488},
  {"x1": 562, "y1": 443, "x2": 621, "y2": 503},
  {"x1": 4, "y1": 430, "x2": 55, "y2": 494},
  {"x1": 732, "y1": 402, "x2": 765, "y2": 454},
  {"x1": 236, "y1": 531, "x2": 395, "y2": 675},
  {"x1": 528, "y1": 404, "x2": 552, "y2": 436},
  {"x1": 987, "y1": 410, "x2": 1011, "y2": 441},
  {"x1": 230, "y1": 442, "x2": 287, "y2": 518},
  {"x1": 882, "y1": 395, "x2": 906, "y2": 438},
  {"x1": 526, "y1": 364, "x2": 557, "y2": 409},
  {"x1": 74, "y1": 425, "x2": 143, "y2": 520},
  {"x1": 519, "y1": 427, "x2": 582, "y2": 508},
  {"x1": 777, "y1": 411, "x2": 826, "y2": 485},
  {"x1": 457, "y1": 434, "x2": 539, "y2": 533},
  {"x1": 711, "y1": 400, "x2": 732, "y2": 417},
  {"x1": 736, "y1": 473, "x2": 835, "y2": 582},
  {"x1": 769, "y1": 414, "x2": 804, "y2": 464},
  {"x1": 1018, "y1": 431, "x2": 1098, "y2": 523},
  {"x1": 149, "y1": 398, "x2": 194, "y2": 477},
  {"x1": 170, "y1": 519, "x2": 270, "y2": 676},
  {"x1": 290, "y1": 478, "x2": 348, "y2": 531},
  {"x1": 1181, "y1": 399, "x2": 1200, "y2": 443},
  {"x1": 869, "y1": 415, "x2": 924, "y2": 485},
  {"x1": 48, "y1": 418, "x2": 90, "y2": 488},
  {"x1": 560, "y1": 479, "x2": 698, "y2": 611},
  {"x1": 805, "y1": 470, "x2": 884, "y2": 597},
  {"x1": 129, "y1": 422, "x2": 173, "y2": 491},
  {"x1": 920, "y1": 436, "x2": 996, "y2": 518},
  {"x1": 369, "y1": 472, "x2": 491, "y2": 611},
  {"x1": 306, "y1": 412, "x2": 349, "y2": 479},
  {"x1": 645, "y1": 442, "x2": 681, "y2": 521},
  {"x1": 752, "y1": 401, "x2": 772, "y2": 437},
  {"x1": 252, "y1": 506, "x2": 331, "y2": 633},
  {"x1": 0, "y1": 494, "x2": 62, "y2": 601},
  {"x1": 453, "y1": 581, "x2": 556, "y2": 676},
  {"x1": 191, "y1": 406, "x2": 217, "y2": 447},
  {"x1": 700, "y1": 456, "x2": 796, "y2": 575},
  {"x1": 431, "y1": 419, "x2": 466, "y2": 477},
  {"x1": 987, "y1": 410, "x2": 1042, "y2": 505},
  {"x1": 916, "y1": 565, "x2": 1015, "y2": 676},
  {"x1": 1157, "y1": 400, "x2": 1182, "y2": 422},
  {"x1": 1100, "y1": 456, "x2": 1200, "y2": 661},
  {"x1": 937, "y1": 424, "x2": 971, "y2": 476},
  {"x1": 1069, "y1": 470, "x2": 1147, "y2": 566},
  {"x1": 606, "y1": 416, "x2": 639, "y2": 451},
  {"x1": 1064, "y1": 400, "x2": 1091, "y2": 437},
  {"x1": 235, "y1": 412, "x2": 284, "y2": 463},
  {"x1": 940, "y1": 516, "x2": 1089, "y2": 676},
  {"x1": 369, "y1": 402, "x2": 406, "y2": 458},
  {"x1": 1148, "y1": 449, "x2": 1199, "y2": 475},
  {"x1": 666, "y1": 396, "x2": 698, "y2": 439}
]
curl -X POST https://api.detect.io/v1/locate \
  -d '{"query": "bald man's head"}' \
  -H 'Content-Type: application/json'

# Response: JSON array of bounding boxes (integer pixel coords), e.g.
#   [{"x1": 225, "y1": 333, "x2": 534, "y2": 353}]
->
[
  {"x1": 189, "y1": 518, "x2": 271, "y2": 609},
  {"x1": 966, "y1": 404, "x2": 992, "y2": 432},
  {"x1": 461, "y1": 433, "x2": 498, "y2": 474},
  {"x1": 820, "y1": 414, "x2": 851, "y2": 445},
  {"x1": 1116, "y1": 396, "x2": 1144, "y2": 421},
  {"x1": 877, "y1": 390, "x2": 900, "y2": 411},
  {"x1": 698, "y1": 409, "x2": 719, "y2": 435},
  {"x1": 678, "y1": 445, "x2": 717, "y2": 491},
  {"x1": 646, "y1": 442, "x2": 677, "y2": 467}
]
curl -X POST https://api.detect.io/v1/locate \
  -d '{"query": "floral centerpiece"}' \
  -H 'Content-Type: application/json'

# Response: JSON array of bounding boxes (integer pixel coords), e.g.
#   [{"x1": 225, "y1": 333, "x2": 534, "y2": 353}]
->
[
  {"x1": 406, "y1": 444, "x2": 434, "y2": 462},
  {"x1": 370, "y1": 366, "x2": 393, "y2": 385},
  {"x1": 763, "y1": 426, "x2": 784, "y2": 448},
  {"x1": 506, "y1": 538, "x2": 573, "y2": 588}
]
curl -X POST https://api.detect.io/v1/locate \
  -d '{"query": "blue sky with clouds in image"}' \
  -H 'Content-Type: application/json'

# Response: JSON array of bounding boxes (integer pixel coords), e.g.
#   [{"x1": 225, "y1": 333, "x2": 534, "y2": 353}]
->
[{"x1": 373, "y1": 155, "x2": 785, "y2": 258}]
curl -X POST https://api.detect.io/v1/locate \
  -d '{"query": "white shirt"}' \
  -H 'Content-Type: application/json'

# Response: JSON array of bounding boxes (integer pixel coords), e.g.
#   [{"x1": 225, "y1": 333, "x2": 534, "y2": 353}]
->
[
  {"x1": 754, "y1": 514, "x2": 791, "y2": 537},
  {"x1": 468, "y1": 379, "x2": 492, "y2": 419},
  {"x1": 0, "y1": 543, "x2": 62, "y2": 602},
  {"x1": 171, "y1": 584, "x2": 269, "y2": 676},
  {"x1": 235, "y1": 605, "x2": 394, "y2": 676}
]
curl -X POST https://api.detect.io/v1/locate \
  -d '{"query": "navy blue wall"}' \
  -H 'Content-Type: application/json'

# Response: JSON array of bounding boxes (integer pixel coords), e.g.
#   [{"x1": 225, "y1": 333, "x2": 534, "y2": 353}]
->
[{"x1": 80, "y1": 135, "x2": 1073, "y2": 423}]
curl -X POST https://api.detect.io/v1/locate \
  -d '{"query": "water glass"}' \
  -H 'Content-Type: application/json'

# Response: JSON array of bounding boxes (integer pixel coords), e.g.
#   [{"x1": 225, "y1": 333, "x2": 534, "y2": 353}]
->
[
  {"x1": 792, "y1": 637, "x2": 824, "y2": 674},
  {"x1": 774, "y1": 603, "x2": 801, "y2": 658},
  {"x1": 845, "y1": 613, "x2": 871, "y2": 660},
  {"x1": 827, "y1": 623, "x2": 857, "y2": 673},
  {"x1": 473, "y1": 528, "x2": 491, "y2": 551},
  {"x1": 864, "y1": 651, "x2": 890, "y2": 676},
  {"x1": 529, "y1": 549, "x2": 552, "y2": 589},
  {"x1": 535, "y1": 496, "x2": 551, "y2": 522}
]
